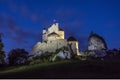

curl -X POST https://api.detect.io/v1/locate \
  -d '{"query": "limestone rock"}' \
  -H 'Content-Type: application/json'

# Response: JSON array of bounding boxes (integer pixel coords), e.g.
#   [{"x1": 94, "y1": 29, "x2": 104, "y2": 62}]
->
[
  {"x1": 33, "y1": 50, "x2": 42, "y2": 57},
  {"x1": 52, "y1": 50, "x2": 71, "y2": 61},
  {"x1": 88, "y1": 32, "x2": 107, "y2": 50}
]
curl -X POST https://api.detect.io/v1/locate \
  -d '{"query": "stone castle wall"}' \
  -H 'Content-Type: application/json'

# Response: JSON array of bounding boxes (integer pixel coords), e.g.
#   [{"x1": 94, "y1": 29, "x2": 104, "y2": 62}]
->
[
  {"x1": 32, "y1": 39, "x2": 68, "y2": 54},
  {"x1": 68, "y1": 41, "x2": 80, "y2": 55}
]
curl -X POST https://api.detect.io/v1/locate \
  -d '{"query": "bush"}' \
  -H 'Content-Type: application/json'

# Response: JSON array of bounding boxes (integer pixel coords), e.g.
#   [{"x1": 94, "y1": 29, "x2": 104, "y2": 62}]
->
[
  {"x1": 84, "y1": 50, "x2": 92, "y2": 53},
  {"x1": 75, "y1": 56, "x2": 87, "y2": 61},
  {"x1": 32, "y1": 52, "x2": 53, "y2": 63},
  {"x1": 30, "y1": 59, "x2": 43, "y2": 65},
  {"x1": 55, "y1": 56, "x2": 62, "y2": 62},
  {"x1": 86, "y1": 56, "x2": 95, "y2": 61},
  {"x1": 8, "y1": 48, "x2": 28, "y2": 66}
]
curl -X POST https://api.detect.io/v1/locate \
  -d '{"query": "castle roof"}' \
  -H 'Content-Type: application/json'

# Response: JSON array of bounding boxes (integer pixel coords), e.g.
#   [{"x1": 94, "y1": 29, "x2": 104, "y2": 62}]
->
[
  {"x1": 43, "y1": 28, "x2": 46, "y2": 30},
  {"x1": 67, "y1": 36, "x2": 77, "y2": 41},
  {"x1": 48, "y1": 32, "x2": 59, "y2": 36},
  {"x1": 59, "y1": 28, "x2": 64, "y2": 31}
]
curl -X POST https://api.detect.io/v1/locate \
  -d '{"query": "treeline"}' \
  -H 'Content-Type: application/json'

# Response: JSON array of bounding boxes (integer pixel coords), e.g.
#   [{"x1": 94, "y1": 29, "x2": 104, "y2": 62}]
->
[{"x1": 0, "y1": 36, "x2": 29, "y2": 67}]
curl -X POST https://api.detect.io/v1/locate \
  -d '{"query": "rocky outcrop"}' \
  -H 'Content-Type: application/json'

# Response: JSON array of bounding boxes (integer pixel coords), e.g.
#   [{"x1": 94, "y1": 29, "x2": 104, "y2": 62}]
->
[
  {"x1": 88, "y1": 32, "x2": 107, "y2": 50},
  {"x1": 52, "y1": 50, "x2": 71, "y2": 61}
]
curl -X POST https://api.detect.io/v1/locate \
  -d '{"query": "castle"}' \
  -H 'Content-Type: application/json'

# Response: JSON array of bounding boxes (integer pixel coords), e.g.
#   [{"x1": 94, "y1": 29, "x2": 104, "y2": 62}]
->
[{"x1": 31, "y1": 22, "x2": 81, "y2": 56}]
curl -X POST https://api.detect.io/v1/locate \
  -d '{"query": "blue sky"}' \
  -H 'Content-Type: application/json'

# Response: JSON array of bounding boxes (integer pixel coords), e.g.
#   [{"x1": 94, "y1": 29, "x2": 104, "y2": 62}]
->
[{"x1": 0, "y1": 0, "x2": 120, "y2": 55}]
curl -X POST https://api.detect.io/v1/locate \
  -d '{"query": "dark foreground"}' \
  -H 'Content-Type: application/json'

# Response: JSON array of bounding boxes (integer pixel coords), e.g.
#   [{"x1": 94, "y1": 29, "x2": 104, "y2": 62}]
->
[{"x1": 0, "y1": 60, "x2": 120, "y2": 79}]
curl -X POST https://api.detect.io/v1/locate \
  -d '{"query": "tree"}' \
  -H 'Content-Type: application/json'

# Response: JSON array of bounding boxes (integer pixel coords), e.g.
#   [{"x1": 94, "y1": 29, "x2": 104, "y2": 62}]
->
[
  {"x1": 0, "y1": 33, "x2": 5, "y2": 65},
  {"x1": 8, "y1": 48, "x2": 28, "y2": 66}
]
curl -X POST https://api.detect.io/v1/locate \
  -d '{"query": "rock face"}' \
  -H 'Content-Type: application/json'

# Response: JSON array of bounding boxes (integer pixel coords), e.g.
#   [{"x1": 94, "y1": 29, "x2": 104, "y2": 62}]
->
[
  {"x1": 33, "y1": 50, "x2": 42, "y2": 57},
  {"x1": 52, "y1": 50, "x2": 71, "y2": 61},
  {"x1": 31, "y1": 39, "x2": 68, "y2": 54},
  {"x1": 82, "y1": 50, "x2": 107, "y2": 58},
  {"x1": 88, "y1": 32, "x2": 107, "y2": 50}
]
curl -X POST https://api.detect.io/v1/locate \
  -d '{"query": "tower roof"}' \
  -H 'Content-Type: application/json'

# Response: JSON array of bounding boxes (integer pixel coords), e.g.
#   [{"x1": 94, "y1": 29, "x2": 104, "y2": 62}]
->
[
  {"x1": 67, "y1": 36, "x2": 77, "y2": 41},
  {"x1": 59, "y1": 28, "x2": 64, "y2": 31},
  {"x1": 43, "y1": 28, "x2": 46, "y2": 30},
  {"x1": 48, "y1": 32, "x2": 59, "y2": 36}
]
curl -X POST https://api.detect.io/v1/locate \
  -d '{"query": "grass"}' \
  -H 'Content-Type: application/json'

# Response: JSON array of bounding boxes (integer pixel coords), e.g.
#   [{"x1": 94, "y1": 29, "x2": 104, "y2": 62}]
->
[
  {"x1": 0, "y1": 59, "x2": 120, "y2": 78},
  {"x1": 0, "y1": 60, "x2": 73, "y2": 75}
]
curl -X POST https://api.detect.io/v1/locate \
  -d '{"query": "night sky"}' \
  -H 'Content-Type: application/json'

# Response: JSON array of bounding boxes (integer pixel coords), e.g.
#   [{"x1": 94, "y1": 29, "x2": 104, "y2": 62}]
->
[{"x1": 0, "y1": 0, "x2": 120, "y2": 55}]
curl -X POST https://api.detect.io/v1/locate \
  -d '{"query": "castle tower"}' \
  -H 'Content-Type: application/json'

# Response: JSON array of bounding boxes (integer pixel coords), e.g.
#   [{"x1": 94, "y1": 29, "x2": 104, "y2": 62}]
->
[
  {"x1": 42, "y1": 28, "x2": 47, "y2": 42},
  {"x1": 48, "y1": 23, "x2": 59, "y2": 34},
  {"x1": 67, "y1": 36, "x2": 80, "y2": 56}
]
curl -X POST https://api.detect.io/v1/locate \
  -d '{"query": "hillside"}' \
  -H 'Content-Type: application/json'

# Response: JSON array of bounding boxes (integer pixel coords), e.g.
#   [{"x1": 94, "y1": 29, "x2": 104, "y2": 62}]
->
[{"x1": 0, "y1": 59, "x2": 120, "y2": 79}]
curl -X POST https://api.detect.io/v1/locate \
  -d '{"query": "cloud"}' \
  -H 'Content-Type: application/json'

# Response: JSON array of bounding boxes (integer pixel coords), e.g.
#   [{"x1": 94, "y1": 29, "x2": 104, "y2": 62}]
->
[
  {"x1": 30, "y1": 14, "x2": 38, "y2": 22},
  {"x1": 9, "y1": 26, "x2": 41, "y2": 45},
  {"x1": 0, "y1": 17, "x2": 3, "y2": 28},
  {"x1": 0, "y1": 14, "x2": 41, "y2": 45},
  {"x1": 11, "y1": 36, "x2": 28, "y2": 44}
]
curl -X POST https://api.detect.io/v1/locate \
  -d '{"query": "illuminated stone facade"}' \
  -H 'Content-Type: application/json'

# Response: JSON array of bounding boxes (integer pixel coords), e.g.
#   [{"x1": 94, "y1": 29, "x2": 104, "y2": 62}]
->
[
  {"x1": 42, "y1": 23, "x2": 64, "y2": 42},
  {"x1": 31, "y1": 22, "x2": 81, "y2": 56}
]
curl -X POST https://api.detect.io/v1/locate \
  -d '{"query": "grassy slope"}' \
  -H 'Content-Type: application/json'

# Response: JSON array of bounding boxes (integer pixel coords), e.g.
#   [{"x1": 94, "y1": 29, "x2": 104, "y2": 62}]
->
[{"x1": 0, "y1": 59, "x2": 120, "y2": 79}]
